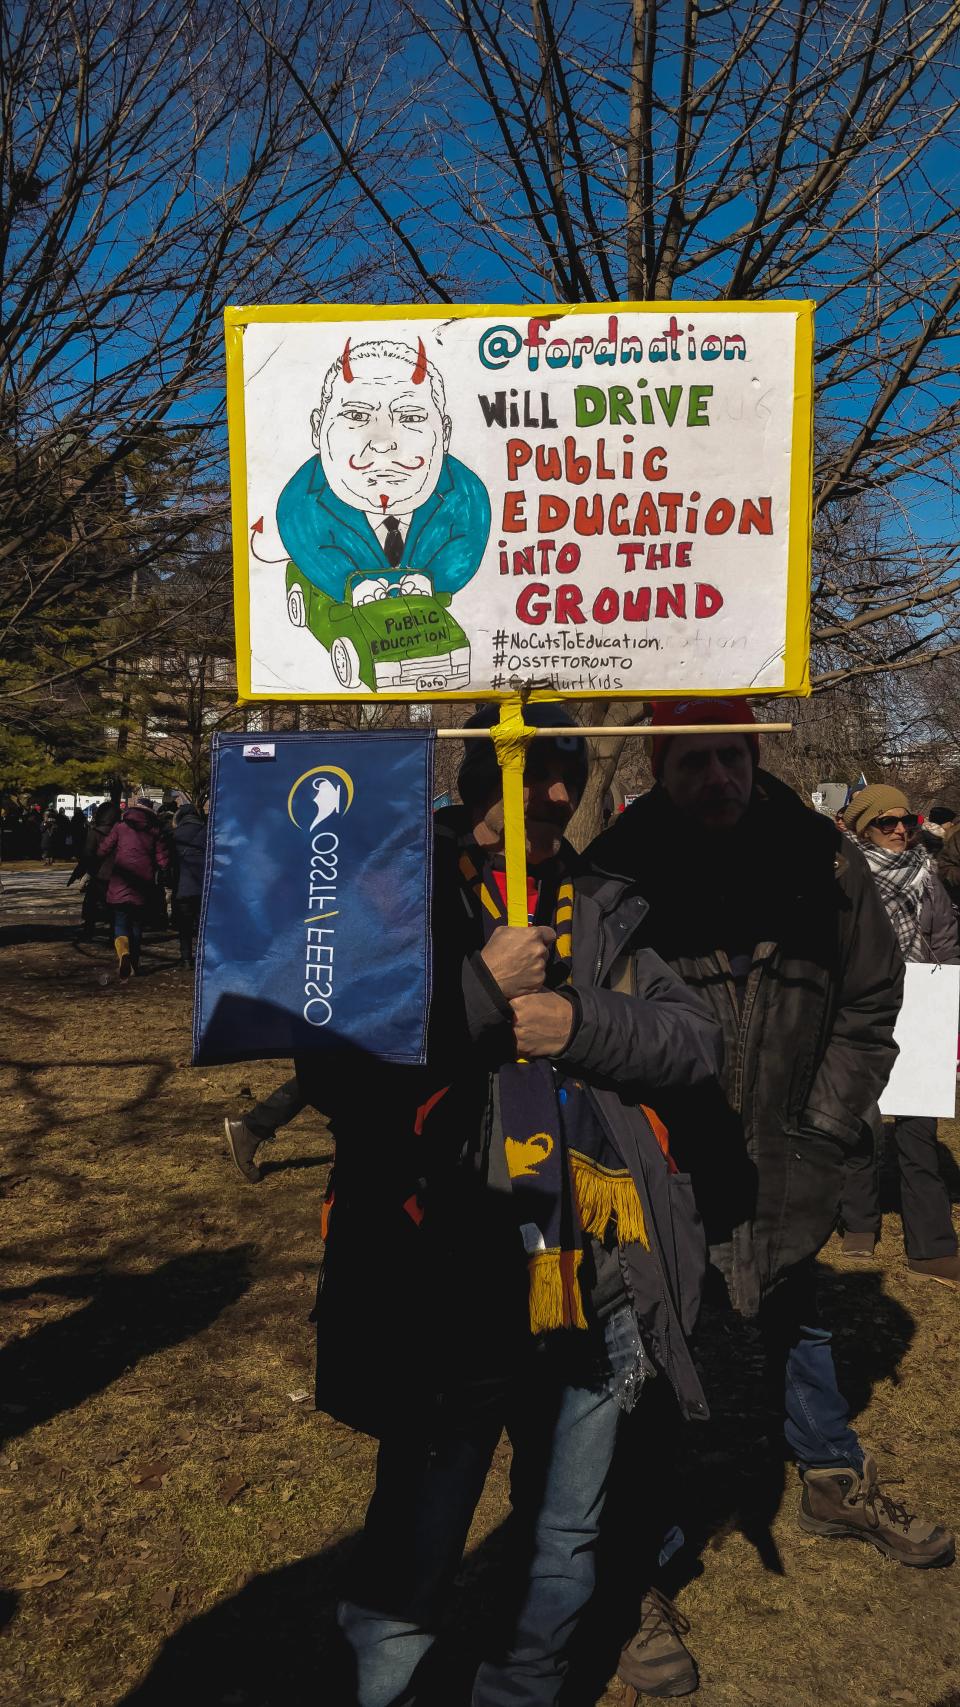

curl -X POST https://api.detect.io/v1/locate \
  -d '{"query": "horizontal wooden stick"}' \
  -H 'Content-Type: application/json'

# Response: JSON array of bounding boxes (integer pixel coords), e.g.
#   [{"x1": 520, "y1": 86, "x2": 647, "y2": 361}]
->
[{"x1": 437, "y1": 722, "x2": 792, "y2": 739}]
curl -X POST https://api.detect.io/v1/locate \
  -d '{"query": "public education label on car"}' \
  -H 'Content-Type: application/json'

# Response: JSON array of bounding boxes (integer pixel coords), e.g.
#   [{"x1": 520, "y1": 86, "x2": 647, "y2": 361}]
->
[
  {"x1": 225, "y1": 300, "x2": 813, "y2": 703},
  {"x1": 193, "y1": 729, "x2": 434, "y2": 1067}
]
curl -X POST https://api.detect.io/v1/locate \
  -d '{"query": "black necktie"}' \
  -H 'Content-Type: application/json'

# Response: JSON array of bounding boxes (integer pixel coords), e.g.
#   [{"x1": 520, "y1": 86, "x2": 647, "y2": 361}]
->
[{"x1": 384, "y1": 515, "x2": 404, "y2": 567}]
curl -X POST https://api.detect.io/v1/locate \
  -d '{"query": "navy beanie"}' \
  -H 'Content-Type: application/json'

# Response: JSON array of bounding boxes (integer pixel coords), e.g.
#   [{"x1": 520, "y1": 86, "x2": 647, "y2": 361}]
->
[{"x1": 456, "y1": 703, "x2": 589, "y2": 808}]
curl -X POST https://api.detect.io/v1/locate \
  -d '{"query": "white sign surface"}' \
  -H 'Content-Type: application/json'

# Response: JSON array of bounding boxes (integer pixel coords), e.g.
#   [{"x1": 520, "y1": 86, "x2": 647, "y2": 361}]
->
[
  {"x1": 879, "y1": 963, "x2": 960, "y2": 1119},
  {"x1": 226, "y1": 302, "x2": 813, "y2": 702}
]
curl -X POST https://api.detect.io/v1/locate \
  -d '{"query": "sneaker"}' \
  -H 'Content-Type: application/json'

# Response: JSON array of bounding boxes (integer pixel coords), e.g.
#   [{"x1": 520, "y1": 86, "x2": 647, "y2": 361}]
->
[
  {"x1": 618, "y1": 1588, "x2": 699, "y2": 1699},
  {"x1": 115, "y1": 934, "x2": 134, "y2": 981},
  {"x1": 841, "y1": 1232, "x2": 877, "y2": 1258},
  {"x1": 906, "y1": 1255, "x2": 960, "y2": 1291},
  {"x1": 800, "y1": 1454, "x2": 955, "y2": 1567},
  {"x1": 224, "y1": 1116, "x2": 264, "y2": 1184}
]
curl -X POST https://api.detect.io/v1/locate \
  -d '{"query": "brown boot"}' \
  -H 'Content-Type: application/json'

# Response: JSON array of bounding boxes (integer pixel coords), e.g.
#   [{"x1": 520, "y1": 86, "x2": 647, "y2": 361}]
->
[
  {"x1": 906, "y1": 1255, "x2": 960, "y2": 1291},
  {"x1": 224, "y1": 1117, "x2": 264, "y2": 1184},
  {"x1": 618, "y1": 1588, "x2": 699, "y2": 1699},
  {"x1": 841, "y1": 1231, "x2": 877, "y2": 1258},
  {"x1": 800, "y1": 1454, "x2": 955, "y2": 1567}
]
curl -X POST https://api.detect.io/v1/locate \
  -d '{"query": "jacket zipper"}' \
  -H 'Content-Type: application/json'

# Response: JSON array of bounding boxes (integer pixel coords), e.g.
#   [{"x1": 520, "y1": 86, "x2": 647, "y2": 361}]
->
[{"x1": 724, "y1": 943, "x2": 776, "y2": 1115}]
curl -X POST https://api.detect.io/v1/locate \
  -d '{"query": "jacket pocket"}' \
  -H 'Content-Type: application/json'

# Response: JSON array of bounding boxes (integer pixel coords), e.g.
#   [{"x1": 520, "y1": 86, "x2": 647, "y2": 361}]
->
[
  {"x1": 770, "y1": 1132, "x2": 844, "y2": 1278},
  {"x1": 666, "y1": 1169, "x2": 707, "y2": 1335}
]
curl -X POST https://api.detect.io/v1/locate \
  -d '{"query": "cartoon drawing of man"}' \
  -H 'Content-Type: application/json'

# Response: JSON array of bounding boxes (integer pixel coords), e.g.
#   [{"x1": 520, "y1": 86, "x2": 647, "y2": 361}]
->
[{"x1": 276, "y1": 337, "x2": 491, "y2": 606}]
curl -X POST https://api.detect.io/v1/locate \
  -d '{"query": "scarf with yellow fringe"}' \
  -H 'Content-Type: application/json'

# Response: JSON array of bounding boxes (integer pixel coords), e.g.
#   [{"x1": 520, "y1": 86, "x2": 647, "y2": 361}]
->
[{"x1": 459, "y1": 847, "x2": 652, "y2": 1334}]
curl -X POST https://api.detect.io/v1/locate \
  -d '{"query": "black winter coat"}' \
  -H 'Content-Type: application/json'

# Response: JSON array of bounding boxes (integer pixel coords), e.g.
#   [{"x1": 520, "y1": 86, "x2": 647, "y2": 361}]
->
[
  {"x1": 301, "y1": 809, "x2": 722, "y2": 1441},
  {"x1": 588, "y1": 774, "x2": 904, "y2": 1316},
  {"x1": 172, "y1": 811, "x2": 207, "y2": 900},
  {"x1": 918, "y1": 869, "x2": 960, "y2": 964},
  {"x1": 935, "y1": 833, "x2": 960, "y2": 916}
]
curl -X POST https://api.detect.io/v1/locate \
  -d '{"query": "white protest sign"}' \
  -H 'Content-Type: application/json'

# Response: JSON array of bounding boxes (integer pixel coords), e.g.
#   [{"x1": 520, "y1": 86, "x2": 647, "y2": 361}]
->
[
  {"x1": 879, "y1": 962, "x2": 960, "y2": 1119},
  {"x1": 225, "y1": 301, "x2": 813, "y2": 702}
]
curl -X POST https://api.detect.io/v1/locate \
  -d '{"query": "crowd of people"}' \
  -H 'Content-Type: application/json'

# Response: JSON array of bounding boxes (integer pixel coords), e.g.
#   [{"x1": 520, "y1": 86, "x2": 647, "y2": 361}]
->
[
  {"x1": 1, "y1": 788, "x2": 209, "y2": 976},
  {"x1": 0, "y1": 800, "x2": 88, "y2": 863},
  {"x1": 220, "y1": 699, "x2": 957, "y2": 1707}
]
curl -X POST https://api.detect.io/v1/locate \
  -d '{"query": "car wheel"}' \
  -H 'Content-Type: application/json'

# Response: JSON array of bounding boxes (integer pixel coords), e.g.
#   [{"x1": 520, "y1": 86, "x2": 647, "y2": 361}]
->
[
  {"x1": 287, "y1": 584, "x2": 307, "y2": 627},
  {"x1": 331, "y1": 636, "x2": 363, "y2": 689}
]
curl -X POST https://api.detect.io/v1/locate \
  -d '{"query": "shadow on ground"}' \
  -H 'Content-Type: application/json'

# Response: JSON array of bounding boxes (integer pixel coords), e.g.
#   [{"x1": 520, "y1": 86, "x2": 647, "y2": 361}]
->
[
  {"x1": 0, "y1": 1247, "x2": 253, "y2": 1443},
  {"x1": 113, "y1": 1264, "x2": 917, "y2": 1707},
  {"x1": 116, "y1": 1524, "x2": 521, "y2": 1707}
]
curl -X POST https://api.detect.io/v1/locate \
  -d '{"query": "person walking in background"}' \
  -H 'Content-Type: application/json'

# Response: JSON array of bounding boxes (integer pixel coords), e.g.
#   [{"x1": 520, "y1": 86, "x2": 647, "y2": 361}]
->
[
  {"x1": 223, "y1": 1072, "x2": 309, "y2": 1184},
  {"x1": 40, "y1": 812, "x2": 57, "y2": 864},
  {"x1": 54, "y1": 807, "x2": 71, "y2": 858},
  {"x1": 171, "y1": 799, "x2": 207, "y2": 969},
  {"x1": 72, "y1": 800, "x2": 121, "y2": 939},
  {"x1": 839, "y1": 785, "x2": 960, "y2": 1290},
  {"x1": 97, "y1": 796, "x2": 169, "y2": 980},
  {"x1": 70, "y1": 804, "x2": 88, "y2": 856}
]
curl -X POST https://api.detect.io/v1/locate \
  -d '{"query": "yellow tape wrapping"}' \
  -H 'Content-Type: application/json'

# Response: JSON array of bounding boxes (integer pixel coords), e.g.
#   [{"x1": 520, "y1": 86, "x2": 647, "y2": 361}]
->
[{"x1": 490, "y1": 696, "x2": 538, "y2": 927}]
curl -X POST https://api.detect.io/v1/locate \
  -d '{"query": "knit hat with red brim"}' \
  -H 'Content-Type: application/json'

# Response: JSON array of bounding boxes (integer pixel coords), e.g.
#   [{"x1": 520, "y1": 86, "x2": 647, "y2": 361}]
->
[{"x1": 650, "y1": 699, "x2": 760, "y2": 779}]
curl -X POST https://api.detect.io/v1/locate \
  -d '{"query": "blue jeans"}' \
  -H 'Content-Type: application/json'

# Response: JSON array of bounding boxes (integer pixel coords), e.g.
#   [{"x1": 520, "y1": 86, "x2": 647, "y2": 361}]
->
[
  {"x1": 762, "y1": 1263, "x2": 863, "y2": 1474},
  {"x1": 113, "y1": 905, "x2": 144, "y2": 969},
  {"x1": 339, "y1": 1306, "x2": 643, "y2": 1707}
]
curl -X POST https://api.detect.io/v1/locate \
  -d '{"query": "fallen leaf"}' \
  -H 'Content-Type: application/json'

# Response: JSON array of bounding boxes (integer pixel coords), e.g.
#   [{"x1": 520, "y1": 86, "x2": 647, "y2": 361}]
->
[
  {"x1": 218, "y1": 1474, "x2": 247, "y2": 1506},
  {"x1": 13, "y1": 1567, "x2": 69, "y2": 1589},
  {"x1": 131, "y1": 1457, "x2": 172, "y2": 1488},
  {"x1": 150, "y1": 1583, "x2": 178, "y2": 1613}
]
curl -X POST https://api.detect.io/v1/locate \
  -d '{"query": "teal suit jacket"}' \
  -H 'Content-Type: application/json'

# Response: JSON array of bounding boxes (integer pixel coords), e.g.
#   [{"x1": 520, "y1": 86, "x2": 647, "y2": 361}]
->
[{"x1": 276, "y1": 453, "x2": 491, "y2": 599}]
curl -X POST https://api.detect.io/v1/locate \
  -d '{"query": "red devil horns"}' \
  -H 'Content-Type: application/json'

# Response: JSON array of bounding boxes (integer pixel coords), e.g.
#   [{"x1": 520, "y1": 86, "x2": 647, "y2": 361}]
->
[{"x1": 340, "y1": 336, "x2": 427, "y2": 384}]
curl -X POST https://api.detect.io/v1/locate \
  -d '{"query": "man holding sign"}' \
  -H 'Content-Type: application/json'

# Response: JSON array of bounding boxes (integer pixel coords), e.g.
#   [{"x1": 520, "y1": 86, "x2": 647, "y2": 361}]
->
[{"x1": 304, "y1": 704, "x2": 721, "y2": 1707}]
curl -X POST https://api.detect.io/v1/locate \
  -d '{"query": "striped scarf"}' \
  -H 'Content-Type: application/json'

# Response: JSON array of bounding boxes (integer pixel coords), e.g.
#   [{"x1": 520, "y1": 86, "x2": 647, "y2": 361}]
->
[
  {"x1": 857, "y1": 840, "x2": 928, "y2": 961},
  {"x1": 458, "y1": 847, "x2": 651, "y2": 1333}
]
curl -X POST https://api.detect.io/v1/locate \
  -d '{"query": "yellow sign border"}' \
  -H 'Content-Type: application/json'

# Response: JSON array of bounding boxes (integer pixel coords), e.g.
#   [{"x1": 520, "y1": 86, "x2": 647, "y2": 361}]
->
[{"x1": 224, "y1": 299, "x2": 814, "y2": 703}]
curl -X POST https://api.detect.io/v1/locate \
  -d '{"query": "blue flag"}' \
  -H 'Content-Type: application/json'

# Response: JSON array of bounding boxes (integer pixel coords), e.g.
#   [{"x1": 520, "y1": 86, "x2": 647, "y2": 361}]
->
[{"x1": 193, "y1": 729, "x2": 434, "y2": 1066}]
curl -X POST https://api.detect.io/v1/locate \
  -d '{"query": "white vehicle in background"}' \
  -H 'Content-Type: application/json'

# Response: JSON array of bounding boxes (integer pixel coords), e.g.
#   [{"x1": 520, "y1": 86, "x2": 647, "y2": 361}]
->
[{"x1": 54, "y1": 792, "x2": 107, "y2": 819}]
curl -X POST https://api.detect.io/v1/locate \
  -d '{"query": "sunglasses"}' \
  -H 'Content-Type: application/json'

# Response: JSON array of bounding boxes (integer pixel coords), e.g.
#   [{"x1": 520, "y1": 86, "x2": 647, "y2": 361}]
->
[{"x1": 870, "y1": 813, "x2": 919, "y2": 833}]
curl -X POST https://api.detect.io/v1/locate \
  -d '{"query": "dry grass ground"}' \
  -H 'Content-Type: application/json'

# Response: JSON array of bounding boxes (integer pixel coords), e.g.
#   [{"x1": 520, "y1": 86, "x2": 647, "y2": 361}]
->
[{"x1": 1, "y1": 868, "x2": 958, "y2": 1707}]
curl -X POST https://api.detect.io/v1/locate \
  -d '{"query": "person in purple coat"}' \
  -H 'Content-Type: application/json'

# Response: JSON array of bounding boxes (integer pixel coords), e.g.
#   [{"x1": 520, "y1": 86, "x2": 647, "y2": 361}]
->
[{"x1": 98, "y1": 798, "x2": 169, "y2": 980}]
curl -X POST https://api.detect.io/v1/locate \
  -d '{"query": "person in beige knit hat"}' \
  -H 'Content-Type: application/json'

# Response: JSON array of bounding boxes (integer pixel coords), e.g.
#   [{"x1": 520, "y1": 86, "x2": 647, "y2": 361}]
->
[
  {"x1": 840, "y1": 782, "x2": 960, "y2": 1289},
  {"x1": 842, "y1": 783, "x2": 912, "y2": 841}
]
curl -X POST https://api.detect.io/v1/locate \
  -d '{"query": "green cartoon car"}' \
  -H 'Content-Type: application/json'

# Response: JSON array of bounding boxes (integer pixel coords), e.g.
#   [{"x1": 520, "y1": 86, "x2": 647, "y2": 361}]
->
[{"x1": 285, "y1": 565, "x2": 471, "y2": 693}]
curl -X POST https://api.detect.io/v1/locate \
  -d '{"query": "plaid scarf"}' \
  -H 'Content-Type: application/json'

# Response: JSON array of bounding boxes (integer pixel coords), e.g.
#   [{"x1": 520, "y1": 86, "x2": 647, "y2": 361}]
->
[
  {"x1": 458, "y1": 847, "x2": 651, "y2": 1333},
  {"x1": 858, "y1": 840, "x2": 927, "y2": 961}
]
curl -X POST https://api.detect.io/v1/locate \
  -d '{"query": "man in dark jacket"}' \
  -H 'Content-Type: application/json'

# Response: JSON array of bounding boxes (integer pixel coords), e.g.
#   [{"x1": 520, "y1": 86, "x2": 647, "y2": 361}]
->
[
  {"x1": 69, "y1": 800, "x2": 119, "y2": 939},
  {"x1": 302, "y1": 703, "x2": 721, "y2": 1707},
  {"x1": 171, "y1": 801, "x2": 207, "y2": 968},
  {"x1": 590, "y1": 700, "x2": 953, "y2": 1697}
]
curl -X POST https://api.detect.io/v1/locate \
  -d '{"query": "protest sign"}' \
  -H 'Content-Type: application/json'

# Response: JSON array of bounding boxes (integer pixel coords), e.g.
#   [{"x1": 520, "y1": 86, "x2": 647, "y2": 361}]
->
[
  {"x1": 879, "y1": 963, "x2": 960, "y2": 1119},
  {"x1": 225, "y1": 301, "x2": 813, "y2": 702},
  {"x1": 194, "y1": 729, "x2": 434, "y2": 1066}
]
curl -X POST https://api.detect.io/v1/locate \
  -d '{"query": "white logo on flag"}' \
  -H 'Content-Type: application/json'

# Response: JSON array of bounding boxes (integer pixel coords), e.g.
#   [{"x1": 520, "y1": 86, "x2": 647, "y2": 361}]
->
[{"x1": 309, "y1": 777, "x2": 342, "y2": 829}]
